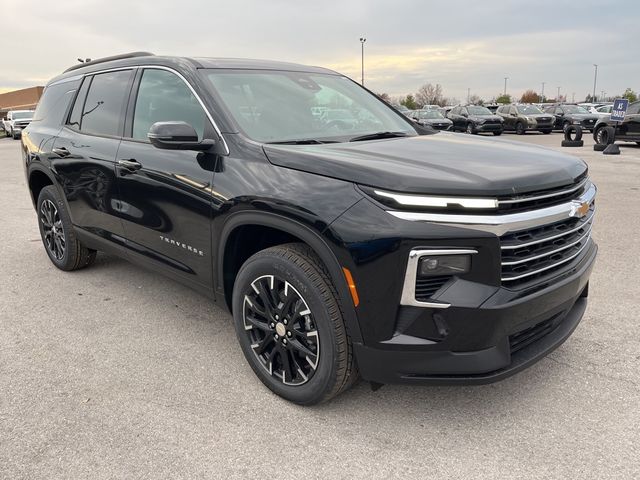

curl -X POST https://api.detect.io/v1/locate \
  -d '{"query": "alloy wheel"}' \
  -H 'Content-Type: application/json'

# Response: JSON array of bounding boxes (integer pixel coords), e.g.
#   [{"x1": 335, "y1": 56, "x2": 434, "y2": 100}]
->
[
  {"x1": 40, "y1": 199, "x2": 65, "y2": 260},
  {"x1": 242, "y1": 275, "x2": 320, "y2": 386}
]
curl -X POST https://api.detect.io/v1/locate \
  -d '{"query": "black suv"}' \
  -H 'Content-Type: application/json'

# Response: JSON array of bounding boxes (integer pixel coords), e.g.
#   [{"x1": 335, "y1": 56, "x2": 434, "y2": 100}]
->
[
  {"x1": 22, "y1": 53, "x2": 597, "y2": 404},
  {"x1": 544, "y1": 104, "x2": 600, "y2": 132},
  {"x1": 593, "y1": 100, "x2": 640, "y2": 145},
  {"x1": 496, "y1": 104, "x2": 554, "y2": 134},
  {"x1": 447, "y1": 105, "x2": 504, "y2": 135}
]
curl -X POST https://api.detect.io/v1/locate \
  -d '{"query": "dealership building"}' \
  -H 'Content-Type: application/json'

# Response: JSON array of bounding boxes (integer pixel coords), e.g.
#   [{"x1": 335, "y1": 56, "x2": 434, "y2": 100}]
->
[{"x1": 0, "y1": 86, "x2": 44, "y2": 119}]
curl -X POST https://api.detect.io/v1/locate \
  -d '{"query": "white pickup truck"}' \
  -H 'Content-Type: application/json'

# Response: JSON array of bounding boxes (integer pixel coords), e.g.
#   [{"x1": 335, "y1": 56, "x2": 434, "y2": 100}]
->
[{"x1": 3, "y1": 110, "x2": 35, "y2": 139}]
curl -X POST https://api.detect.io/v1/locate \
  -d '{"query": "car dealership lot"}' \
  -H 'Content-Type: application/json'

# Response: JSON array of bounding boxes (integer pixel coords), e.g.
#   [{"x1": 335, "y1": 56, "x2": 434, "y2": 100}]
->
[{"x1": 1, "y1": 134, "x2": 639, "y2": 479}]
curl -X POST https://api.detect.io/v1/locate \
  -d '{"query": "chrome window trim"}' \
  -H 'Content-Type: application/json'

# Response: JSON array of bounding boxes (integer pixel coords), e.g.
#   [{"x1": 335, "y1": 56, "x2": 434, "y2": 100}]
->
[
  {"x1": 400, "y1": 249, "x2": 478, "y2": 308},
  {"x1": 373, "y1": 190, "x2": 498, "y2": 209},
  {"x1": 497, "y1": 177, "x2": 589, "y2": 205},
  {"x1": 67, "y1": 64, "x2": 230, "y2": 155},
  {"x1": 388, "y1": 183, "x2": 596, "y2": 236}
]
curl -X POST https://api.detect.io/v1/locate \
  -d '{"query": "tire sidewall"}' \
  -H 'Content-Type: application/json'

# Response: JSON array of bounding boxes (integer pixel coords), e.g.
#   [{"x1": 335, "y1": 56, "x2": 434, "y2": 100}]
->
[
  {"x1": 232, "y1": 250, "x2": 340, "y2": 404},
  {"x1": 37, "y1": 186, "x2": 76, "y2": 270}
]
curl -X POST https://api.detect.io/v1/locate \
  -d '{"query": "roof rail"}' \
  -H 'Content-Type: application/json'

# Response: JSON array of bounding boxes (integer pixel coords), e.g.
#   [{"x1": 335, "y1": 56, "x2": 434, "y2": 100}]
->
[{"x1": 63, "y1": 51, "x2": 155, "y2": 73}]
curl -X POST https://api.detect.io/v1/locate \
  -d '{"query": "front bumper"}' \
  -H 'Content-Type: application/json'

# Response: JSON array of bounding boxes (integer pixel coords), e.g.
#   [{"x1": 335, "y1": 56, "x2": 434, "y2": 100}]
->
[
  {"x1": 476, "y1": 123, "x2": 503, "y2": 132},
  {"x1": 354, "y1": 242, "x2": 596, "y2": 385}
]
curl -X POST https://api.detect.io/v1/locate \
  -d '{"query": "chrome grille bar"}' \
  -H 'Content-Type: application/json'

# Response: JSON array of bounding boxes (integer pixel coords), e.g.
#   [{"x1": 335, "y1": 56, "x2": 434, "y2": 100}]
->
[{"x1": 501, "y1": 225, "x2": 593, "y2": 266}]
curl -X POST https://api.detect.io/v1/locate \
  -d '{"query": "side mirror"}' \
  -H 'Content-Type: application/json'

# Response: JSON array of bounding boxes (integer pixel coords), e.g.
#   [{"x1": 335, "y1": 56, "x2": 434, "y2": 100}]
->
[{"x1": 148, "y1": 121, "x2": 215, "y2": 151}]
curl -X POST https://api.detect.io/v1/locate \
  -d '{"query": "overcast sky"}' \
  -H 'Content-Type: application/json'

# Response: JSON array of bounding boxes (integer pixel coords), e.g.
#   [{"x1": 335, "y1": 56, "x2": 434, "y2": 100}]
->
[{"x1": 2, "y1": 0, "x2": 637, "y2": 102}]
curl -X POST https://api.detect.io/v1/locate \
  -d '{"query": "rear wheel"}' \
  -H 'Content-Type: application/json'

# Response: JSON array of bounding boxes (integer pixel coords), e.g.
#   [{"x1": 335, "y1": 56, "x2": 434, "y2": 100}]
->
[
  {"x1": 37, "y1": 186, "x2": 96, "y2": 271},
  {"x1": 232, "y1": 243, "x2": 356, "y2": 405},
  {"x1": 515, "y1": 122, "x2": 525, "y2": 135},
  {"x1": 542, "y1": 129, "x2": 552, "y2": 134},
  {"x1": 492, "y1": 131, "x2": 502, "y2": 136}
]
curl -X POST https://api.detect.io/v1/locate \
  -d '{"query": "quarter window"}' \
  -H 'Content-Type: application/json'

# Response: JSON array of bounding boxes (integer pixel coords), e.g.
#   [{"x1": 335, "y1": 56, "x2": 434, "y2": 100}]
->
[
  {"x1": 132, "y1": 69, "x2": 206, "y2": 141},
  {"x1": 77, "y1": 70, "x2": 132, "y2": 136}
]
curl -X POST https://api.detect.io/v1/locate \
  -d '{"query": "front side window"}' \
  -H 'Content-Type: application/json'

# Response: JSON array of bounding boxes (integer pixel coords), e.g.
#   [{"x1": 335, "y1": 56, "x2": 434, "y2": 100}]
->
[
  {"x1": 202, "y1": 69, "x2": 414, "y2": 143},
  {"x1": 563, "y1": 105, "x2": 589, "y2": 114},
  {"x1": 517, "y1": 105, "x2": 543, "y2": 114},
  {"x1": 467, "y1": 106, "x2": 492, "y2": 115},
  {"x1": 77, "y1": 70, "x2": 132, "y2": 136},
  {"x1": 132, "y1": 69, "x2": 206, "y2": 141}
]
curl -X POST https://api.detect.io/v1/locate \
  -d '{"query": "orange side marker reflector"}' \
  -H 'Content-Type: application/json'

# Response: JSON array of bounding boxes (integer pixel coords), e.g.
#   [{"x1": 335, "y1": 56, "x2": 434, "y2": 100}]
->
[{"x1": 342, "y1": 267, "x2": 360, "y2": 307}]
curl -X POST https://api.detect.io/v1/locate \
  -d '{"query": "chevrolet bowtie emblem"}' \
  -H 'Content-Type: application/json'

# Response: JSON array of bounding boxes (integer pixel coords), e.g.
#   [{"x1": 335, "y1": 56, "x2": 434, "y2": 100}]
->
[{"x1": 571, "y1": 200, "x2": 590, "y2": 218}]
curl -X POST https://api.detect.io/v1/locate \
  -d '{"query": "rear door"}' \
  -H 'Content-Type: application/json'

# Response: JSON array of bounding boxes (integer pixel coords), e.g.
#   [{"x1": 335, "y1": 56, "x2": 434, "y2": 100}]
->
[
  {"x1": 114, "y1": 67, "x2": 217, "y2": 289},
  {"x1": 52, "y1": 69, "x2": 134, "y2": 243},
  {"x1": 621, "y1": 102, "x2": 640, "y2": 139}
]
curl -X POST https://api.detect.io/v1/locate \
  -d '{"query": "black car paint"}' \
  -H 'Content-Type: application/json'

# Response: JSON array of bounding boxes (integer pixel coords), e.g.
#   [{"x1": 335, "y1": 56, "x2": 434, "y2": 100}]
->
[
  {"x1": 544, "y1": 104, "x2": 600, "y2": 132},
  {"x1": 592, "y1": 100, "x2": 640, "y2": 143},
  {"x1": 447, "y1": 106, "x2": 503, "y2": 134},
  {"x1": 22, "y1": 55, "x2": 595, "y2": 386}
]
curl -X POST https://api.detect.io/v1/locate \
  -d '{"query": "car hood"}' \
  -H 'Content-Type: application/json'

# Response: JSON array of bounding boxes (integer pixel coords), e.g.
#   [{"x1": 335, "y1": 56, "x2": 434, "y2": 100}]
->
[
  {"x1": 263, "y1": 133, "x2": 587, "y2": 196},
  {"x1": 469, "y1": 114, "x2": 502, "y2": 122},
  {"x1": 423, "y1": 118, "x2": 452, "y2": 123}
]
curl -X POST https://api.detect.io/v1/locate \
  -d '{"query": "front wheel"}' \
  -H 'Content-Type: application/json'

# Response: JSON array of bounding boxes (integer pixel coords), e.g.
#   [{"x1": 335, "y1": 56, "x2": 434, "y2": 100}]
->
[
  {"x1": 37, "y1": 186, "x2": 96, "y2": 271},
  {"x1": 466, "y1": 123, "x2": 476, "y2": 134},
  {"x1": 232, "y1": 243, "x2": 356, "y2": 404},
  {"x1": 492, "y1": 131, "x2": 502, "y2": 136},
  {"x1": 515, "y1": 122, "x2": 525, "y2": 135},
  {"x1": 542, "y1": 129, "x2": 552, "y2": 134}
]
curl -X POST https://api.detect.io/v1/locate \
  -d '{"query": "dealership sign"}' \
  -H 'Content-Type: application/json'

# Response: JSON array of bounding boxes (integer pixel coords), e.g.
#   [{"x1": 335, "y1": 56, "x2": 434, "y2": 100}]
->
[{"x1": 611, "y1": 99, "x2": 629, "y2": 122}]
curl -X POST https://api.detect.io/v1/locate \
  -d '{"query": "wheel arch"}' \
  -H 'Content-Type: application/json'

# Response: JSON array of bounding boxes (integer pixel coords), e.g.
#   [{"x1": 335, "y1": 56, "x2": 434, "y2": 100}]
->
[
  {"x1": 28, "y1": 167, "x2": 55, "y2": 209},
  {"x1": 217, "y1": 211, "x2": 363, "y2": 344}
]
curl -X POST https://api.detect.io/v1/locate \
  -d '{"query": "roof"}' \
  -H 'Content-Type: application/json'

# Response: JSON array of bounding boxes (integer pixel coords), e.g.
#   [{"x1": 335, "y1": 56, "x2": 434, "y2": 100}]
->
[{"x1": 50, "y1": 52, "x2": 339, "y2": 86}]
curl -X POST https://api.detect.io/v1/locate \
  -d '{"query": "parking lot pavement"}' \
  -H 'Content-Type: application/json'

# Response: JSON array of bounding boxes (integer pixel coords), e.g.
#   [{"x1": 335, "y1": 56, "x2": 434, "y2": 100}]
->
[{"x1": 1, "y1": 132, "x2": 639, "y2": 479}]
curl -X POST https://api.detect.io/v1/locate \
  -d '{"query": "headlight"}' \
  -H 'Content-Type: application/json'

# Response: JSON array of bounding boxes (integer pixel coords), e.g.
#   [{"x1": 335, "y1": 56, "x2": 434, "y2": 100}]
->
[{"x1": 418, "y1": 255, "x2": 471, "y2": 277}]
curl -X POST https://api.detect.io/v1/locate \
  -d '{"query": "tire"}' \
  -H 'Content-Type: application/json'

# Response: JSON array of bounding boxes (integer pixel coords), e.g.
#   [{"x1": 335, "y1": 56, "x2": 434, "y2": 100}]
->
[
  {"x1": 561, "y1": 139, "x2": 584, "y2": 147},
  {"x1": 232, "y1": 243, "x2": 356, "y2": 405},
  {"x1": 515, "y1": 122, "x2": 525, "y2": 135},
  {"x1": 595, "y1": 126, "x2": 615, "y2": 146},
  {"x1": 542, "y1": 129, "x2": 552, "y2": 134},
  {"x1": 636, "y1": 142, "x2": 640, "y2": 146},
  {"x1": 12, "y1": 132, "x2": 19, "y2": 140},
  {"x1": 563, "y1": 121, "x2": 571, "y2": 132},
  {"x1": 37, "y1": 186, "x2": 96, "y2": 271},
  {"x1": 564, "y1": 125, "x2": 583, "y2": 142},
  {"x1": 492, "y1": 131, "x2": 502, "y2": 136},
  {"x1": 466, "y1": 123, "x2": 476, "y2": 134},
  {"x1": 593, "y1": 144, "x2": 606, "y2": 151}
]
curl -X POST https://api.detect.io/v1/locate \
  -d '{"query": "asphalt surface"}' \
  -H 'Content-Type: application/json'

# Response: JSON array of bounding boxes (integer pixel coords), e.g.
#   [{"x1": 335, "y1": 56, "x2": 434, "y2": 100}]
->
[{"x1": 1, "y1": 131, "x2": 639, "y2": 479}]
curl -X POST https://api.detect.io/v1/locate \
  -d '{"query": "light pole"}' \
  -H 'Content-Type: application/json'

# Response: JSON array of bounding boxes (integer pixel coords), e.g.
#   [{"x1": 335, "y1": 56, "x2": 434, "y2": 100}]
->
[
  {"x1": 467, "y1": 88, "x2": 470, "y2": 103},
  {"x1": 557, "y1": 86, "x2": 561, "y2": 102},
  {"x1": 572, "y1": 92, "x2": 575, "y2": 103},
  {"x1": 601, "y1": 90, "x2": 606, "y2": 101},
  {"x1": 359, "y1": 37, "x2": 366, "y2": 86},
  {"x1": 541, "y1": 82, "x2": 545, "y2": 102},
  {"x1": 503, "y1": 77, "x2": 508, "y2": 96},
  {"x1": 592, "y1": 64, "x2": 598, "y2": 102}
]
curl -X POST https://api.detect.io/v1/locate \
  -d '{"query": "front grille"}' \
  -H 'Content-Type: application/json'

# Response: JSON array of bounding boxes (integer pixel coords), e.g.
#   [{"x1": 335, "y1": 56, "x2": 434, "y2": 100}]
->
[
  {"x1": 496, "y1": 174, "x2": 588, "y2": 214},
  {"x1": 509, "y1": 313, "x2": 563, "y2": 353},
  {"x1": 500, "y1": 203, "x2": 595, "y2": 287},
  {"x1": 415, "y1": 275, "x2": 450, "y2": 301},
  {"x1": 14, "y1": 121, "x2": 30, "y2": 128}
]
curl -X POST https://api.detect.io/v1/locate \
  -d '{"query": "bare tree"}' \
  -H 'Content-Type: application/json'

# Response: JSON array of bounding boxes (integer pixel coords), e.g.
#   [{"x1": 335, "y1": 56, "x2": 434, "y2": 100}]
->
[
  {"x1": 415, "y1": 83, "x2": 444, "y2": 107},
  {"x1": 468, "y1": 94, "x2": 483, "y2": 105}
]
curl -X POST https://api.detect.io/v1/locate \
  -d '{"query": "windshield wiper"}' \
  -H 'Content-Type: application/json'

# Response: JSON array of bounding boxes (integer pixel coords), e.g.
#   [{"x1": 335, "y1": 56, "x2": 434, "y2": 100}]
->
[
  {"x1": 266, "y1": 139, "x2": 337, "y2": 145},
  {"x1": 349, "y1": 131, "x2": 409, "y2": 142}
]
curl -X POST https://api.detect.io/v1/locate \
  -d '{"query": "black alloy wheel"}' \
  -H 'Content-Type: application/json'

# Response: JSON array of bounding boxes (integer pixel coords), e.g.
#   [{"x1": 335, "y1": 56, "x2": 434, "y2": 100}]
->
[
  {"x1": 40, "y1": 199, "x2": 65, "y2": 261},
  {"x1": 242, "y1": 274, "x2": 320, "y2": 386},
  {"x1": 516, "y1": 122, "x2": 525, "y2": 135},
  {"x1": 232, "y1": 243, "x2": 356, "y2": 404},
  {"x1": 466, "y1": 123, "x2": 475, "y2": 134}
]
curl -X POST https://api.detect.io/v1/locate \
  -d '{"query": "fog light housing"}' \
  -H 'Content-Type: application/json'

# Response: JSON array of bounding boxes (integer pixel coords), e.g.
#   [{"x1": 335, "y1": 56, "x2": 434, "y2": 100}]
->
[{"x1": 418, "y1": 254, "x2": 471, "y2": 277}]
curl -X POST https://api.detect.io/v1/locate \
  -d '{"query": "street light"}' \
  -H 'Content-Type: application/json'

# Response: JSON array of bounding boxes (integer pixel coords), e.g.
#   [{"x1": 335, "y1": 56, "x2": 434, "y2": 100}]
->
[
  {"x1": 541, "y1": 82, "x2": 545, "y2": 102},
  {"x1": 593, "y1": 64, "x2": 598, "y2": 102},
  {"x1": 359, "y1": 37, "x2": 366, "y2": 86},
  {"x1": 557, "y1": 86, "x2": 561, "y2": 102},
  {"x1": 503, "y1": 76, "x2": 508, "y2": 96},
  {"x1": 467, "y1": 88, "x2": 470, "y2": 103}
]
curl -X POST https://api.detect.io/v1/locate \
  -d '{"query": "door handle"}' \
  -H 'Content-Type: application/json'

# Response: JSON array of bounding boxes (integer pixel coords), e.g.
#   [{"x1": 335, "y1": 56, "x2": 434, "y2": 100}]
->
[
  {"x1": 117, "y1": 159, "x2": 142, "y2": 172},
  {"x1": 52, "y1": 147, "x2": 70, "y2": 157}
]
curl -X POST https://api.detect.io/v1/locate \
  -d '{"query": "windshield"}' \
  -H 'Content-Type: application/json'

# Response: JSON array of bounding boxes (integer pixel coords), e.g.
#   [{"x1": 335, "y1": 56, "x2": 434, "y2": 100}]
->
[
  {"x1": 467, "y1": 106, "x2": 492, "y2": 115},
  {"x1": 563, "y1": 105, "x2": 589, "y2": 114},
  {"x1": 12, "y1": 111, "x2": 34, "y2": 119},
  {"x1": 203, "y1": 70, "x2": 415, "y2": 143},
  {"x1": 517, "y1": 105, "x2": 543, "y2": 114},
  {"x1": 418, "y1": 110, "x2": 444, "y2": 119}
]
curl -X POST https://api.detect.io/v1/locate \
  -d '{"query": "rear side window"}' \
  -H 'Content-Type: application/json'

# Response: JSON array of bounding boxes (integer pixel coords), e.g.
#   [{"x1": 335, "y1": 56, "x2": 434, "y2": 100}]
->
[
  {"x1": 33, "y1": 79, "x2": 80, "y2": 126},
  {"x1": 131, "y1": 69, "x2": 206, "y2": 141},
  {"x1": 627, "y1": 102, "x2": 640, "y2": 115},
  {"x1": 74, "y1": 70, "x2": 132, "y2": 136},
  {"x1": 68, "y1": 78, "x2": 90, "y2": 129}
]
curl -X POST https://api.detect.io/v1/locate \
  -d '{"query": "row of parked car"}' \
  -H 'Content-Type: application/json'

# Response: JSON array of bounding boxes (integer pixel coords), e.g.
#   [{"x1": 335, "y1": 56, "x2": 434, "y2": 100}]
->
[{"x1": 398, "y1": 101, "x2": 639, "y2": 144}]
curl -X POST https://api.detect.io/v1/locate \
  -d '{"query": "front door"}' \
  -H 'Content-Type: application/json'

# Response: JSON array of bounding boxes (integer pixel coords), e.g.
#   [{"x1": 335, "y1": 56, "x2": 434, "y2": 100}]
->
[{"x1": 114, "y1": 67, "x2": 217, "y2": 289}]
